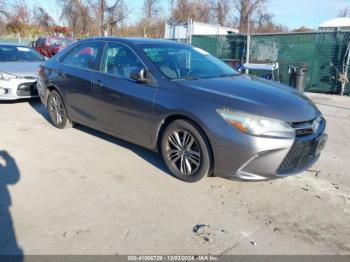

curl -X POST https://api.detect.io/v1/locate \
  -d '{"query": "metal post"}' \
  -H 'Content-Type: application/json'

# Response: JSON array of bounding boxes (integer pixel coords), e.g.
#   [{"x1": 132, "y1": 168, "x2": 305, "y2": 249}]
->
[
  {"x1": 245, "y1": 15, "x2": 250, "y2": 74},
  {"x1": 340, "y1": 43, "x2": 350, "y2": 96},
  {"x1": 188, "y1": 18, "x2": 193, "y2": 44}
]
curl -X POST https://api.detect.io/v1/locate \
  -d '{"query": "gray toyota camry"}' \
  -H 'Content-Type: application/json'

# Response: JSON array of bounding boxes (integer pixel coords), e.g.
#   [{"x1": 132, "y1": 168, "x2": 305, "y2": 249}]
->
[{"x1": 37, "y1": 37, "x2": 327, "y2": 182}]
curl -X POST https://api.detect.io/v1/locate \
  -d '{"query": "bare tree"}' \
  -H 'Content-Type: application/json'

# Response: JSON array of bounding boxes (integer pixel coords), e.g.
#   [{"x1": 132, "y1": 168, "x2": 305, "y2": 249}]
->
[
  {"x1": 0, "y1": 0, "x2": 8, "y2": 19},
  {"x1": 33, "y1": 7, "x2": 54, "y2": 32},
  {"x1": 95, "y1": 0, "x2": 131, "y2": 36},
  {"x1": 254, "y1": 9, "x2": 275, "y2": 33},
  {"x1": 234, "y1": 0, "x2": 266, "y2": 33},
  {"x1": 57, "y1": 0, "x2": 93, "y2": 37},
  {"x1": 143, "y1": 0, "x2": 159, "y2": 37},
  {"x1": 0, "y1": 0, "x2": 8, "y2": 34},
  {"x1": 98, "y1": 0, "x2": 106, "y2": 36},
  {"x1": 338, "y1": 7, "x2": 350, "y2": 17},
  {"x1": 214, "y1": 0, "x2": 231, "y2": 25},
  {"x1": 169, "y1": 0, "x2": 191, "y2": 22},
  {"x1": 292, "y1": 26, "x2": 312, "y2": 33},
  {"x1": 6, "y1": 1, "x2": 31, "y2": 34},
  {"x1": 106, "y1": 0, "x2": 130, "y2": 36},
  {"x1": 170, "y1": 0, "x2": 213, "y2": 23}
]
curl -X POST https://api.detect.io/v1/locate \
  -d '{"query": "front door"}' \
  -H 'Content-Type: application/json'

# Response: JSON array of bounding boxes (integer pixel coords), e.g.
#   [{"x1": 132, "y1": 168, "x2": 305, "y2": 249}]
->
[{"x1": 92, "y1": 42, "x2": 157, "y2": 145}]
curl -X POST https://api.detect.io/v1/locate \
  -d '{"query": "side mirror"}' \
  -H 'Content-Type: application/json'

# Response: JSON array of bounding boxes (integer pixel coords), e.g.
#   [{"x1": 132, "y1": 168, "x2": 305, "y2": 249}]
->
[{"x1": 130, "y1": 68, "x2": 148, "y2": 84}]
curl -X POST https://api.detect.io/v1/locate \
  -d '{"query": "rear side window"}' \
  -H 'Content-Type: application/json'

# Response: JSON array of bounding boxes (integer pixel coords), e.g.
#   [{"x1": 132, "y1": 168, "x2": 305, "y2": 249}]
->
[{"x1": 61, "y1": 42, "x2": 104, "y2": 70}]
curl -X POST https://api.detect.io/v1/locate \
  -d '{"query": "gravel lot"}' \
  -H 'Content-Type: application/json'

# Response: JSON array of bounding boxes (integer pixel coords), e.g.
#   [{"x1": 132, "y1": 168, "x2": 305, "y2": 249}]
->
[{"x1": 0, "y1": 93, "x2": 350, "y2": 255}]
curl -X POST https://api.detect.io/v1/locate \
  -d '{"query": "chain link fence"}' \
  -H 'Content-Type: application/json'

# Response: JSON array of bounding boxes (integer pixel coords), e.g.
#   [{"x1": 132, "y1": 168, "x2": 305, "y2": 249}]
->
[{"x1": 191, "y1": 32, "x2": 350, "y2": 96}]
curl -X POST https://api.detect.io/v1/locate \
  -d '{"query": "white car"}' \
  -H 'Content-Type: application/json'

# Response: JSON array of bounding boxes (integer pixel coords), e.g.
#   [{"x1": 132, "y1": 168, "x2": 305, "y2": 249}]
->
[{"x1": 0, "y1": 44, "x2": 45, "y2": 100}]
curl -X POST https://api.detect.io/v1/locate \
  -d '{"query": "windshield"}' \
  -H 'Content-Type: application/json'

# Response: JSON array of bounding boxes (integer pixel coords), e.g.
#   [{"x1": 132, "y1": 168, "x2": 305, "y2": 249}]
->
[
  {"x1": 48, "y1": 38, "x2": 75, "y2": 47},
  {"x1": 141, "y1": 44, "x2": 238, "y2": 80},
  {"x1": 0, "y1": 46, "x2": 44, "y2": 62}
]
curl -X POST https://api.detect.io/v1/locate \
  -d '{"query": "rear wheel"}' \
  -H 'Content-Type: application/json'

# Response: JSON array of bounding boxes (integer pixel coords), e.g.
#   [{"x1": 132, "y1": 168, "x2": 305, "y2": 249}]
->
[
  {"x1": 47, "y1": 90, "x2": 72, "y2": 129},
  {"x1": 161, "y1": 119, "x2": 212, "y2": 182}
]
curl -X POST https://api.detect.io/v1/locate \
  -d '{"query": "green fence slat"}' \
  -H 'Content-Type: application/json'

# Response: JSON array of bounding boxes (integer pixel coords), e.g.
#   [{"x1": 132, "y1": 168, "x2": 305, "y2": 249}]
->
[{"x1": 190, "y1": 32, "x2": 350, "y2": 95}]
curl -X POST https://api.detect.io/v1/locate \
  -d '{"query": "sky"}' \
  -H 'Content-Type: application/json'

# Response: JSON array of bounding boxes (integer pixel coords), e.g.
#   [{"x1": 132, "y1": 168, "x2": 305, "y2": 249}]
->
[{"x1": 6, "y1": 0, "x2": 350, "y2": 30}]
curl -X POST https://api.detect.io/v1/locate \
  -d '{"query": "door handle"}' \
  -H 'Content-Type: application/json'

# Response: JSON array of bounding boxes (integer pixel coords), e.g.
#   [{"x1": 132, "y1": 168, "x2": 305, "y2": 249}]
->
[
  {"x1": 93, "y1": 80, "x2": 104, "y2": 88},
  {"x1": 57, "y1": 69, "x2": 66, "y2": 77}
]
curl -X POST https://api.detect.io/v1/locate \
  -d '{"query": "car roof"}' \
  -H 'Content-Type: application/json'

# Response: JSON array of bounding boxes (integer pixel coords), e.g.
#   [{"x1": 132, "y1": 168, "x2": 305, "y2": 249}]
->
[
  {"x1": 0, "y1": 43, "x2": 33, "y2": 48},
  {"x1": 40, "y1": 36, "x2": 74, "y2": 39},
  {"x1": 79, "y1": 37, "x2": 189, "y2": 46}
]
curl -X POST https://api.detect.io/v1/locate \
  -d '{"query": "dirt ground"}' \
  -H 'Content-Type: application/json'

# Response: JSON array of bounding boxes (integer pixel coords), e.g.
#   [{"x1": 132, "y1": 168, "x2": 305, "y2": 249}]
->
[{"x1": 0, "y1": 93, "x2": 349, "y2": 255}]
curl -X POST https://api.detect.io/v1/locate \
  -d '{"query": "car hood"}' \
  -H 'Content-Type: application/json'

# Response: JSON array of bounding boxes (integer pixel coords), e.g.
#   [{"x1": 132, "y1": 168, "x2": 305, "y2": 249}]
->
[
  {"x1": 177, "y1": 74, "x2": 320, "y2": 123},
  {"x1": 0, "y1": 61, "x2": 42, "y2": 78}
]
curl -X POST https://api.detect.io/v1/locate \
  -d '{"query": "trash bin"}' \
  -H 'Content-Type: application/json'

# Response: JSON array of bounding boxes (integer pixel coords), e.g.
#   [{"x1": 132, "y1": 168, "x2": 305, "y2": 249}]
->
[
  {"x1": 288, "y1": 64, "x2": 308, "y2": 92},
  {"x1": 295, "y1": 65, "x2": 308, "y2": 92},
  {"x1": 288, "y1": 65, "x2": 297, "y2": 88}
]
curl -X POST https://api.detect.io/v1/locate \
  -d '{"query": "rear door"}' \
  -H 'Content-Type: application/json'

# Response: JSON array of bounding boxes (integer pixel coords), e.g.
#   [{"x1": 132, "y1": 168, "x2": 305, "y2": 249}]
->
[
  {"x1": 57, "y1": 41, "x2": 105, "y2": 125},
  {"x1": 92, "y1": 42, "x2": 157, "y2": 144}
]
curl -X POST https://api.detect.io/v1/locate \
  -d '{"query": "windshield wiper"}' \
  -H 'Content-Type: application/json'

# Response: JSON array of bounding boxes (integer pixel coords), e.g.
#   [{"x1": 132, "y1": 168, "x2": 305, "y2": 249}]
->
[
  {"x1": 218, "y1": 73, "x2": 238, "y2": 77},
  {"x1": 173, "y1": 75, "x2": 201, "y2": 81}
]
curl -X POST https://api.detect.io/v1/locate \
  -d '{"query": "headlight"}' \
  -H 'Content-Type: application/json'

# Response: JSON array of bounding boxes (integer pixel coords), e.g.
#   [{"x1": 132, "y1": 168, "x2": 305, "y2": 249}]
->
[
  {"x1": 217, "y1": 109, "x2": 295, "y2": 137},
  {"x1": 0, "y1": 71, "x2": 17, "y2": 81}
]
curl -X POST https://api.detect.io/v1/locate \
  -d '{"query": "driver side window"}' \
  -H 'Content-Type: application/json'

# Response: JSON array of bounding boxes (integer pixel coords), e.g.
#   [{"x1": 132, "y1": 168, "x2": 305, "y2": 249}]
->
[{"x1": 101, "y1": 42, "x2": 143, "y2": 79}]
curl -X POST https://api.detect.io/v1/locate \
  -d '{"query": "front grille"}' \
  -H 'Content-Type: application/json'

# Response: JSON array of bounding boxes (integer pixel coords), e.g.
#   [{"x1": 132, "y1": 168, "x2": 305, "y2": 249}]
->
[
  {"x1": 16, "y1": 82, "x2": 38, "y2": 97},
  {"x1": 277, "y1": 139, "x2": 317, "y2": 174},
  {"x1": 292, "y1": 119, "x2": 315, "y2": 136}
]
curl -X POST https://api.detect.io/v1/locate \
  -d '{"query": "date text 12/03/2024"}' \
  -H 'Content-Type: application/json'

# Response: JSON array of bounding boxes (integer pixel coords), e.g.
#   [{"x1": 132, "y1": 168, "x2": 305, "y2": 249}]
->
[{"x1": 127, "y1": 256, "x2": 220, "y2": 261}]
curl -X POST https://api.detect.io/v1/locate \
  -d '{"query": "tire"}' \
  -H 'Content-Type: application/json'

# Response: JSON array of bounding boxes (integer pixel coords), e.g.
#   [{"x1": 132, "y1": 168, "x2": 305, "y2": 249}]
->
[
  {"x1": 47, "y1": 90, "x2": 72, "y2": 129},
  {"x1": 161, "y1": 119, "x2": 212, "y2": 183}
]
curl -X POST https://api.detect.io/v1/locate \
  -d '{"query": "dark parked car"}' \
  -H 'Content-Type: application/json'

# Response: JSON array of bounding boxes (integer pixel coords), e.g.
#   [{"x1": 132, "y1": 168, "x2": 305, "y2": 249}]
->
[
  {"x1": 37, "y1": 38, "x2": 327, "y2": 182},
  {"x1": 34, "y1": 36, "x2": 75, "y2": 58}
]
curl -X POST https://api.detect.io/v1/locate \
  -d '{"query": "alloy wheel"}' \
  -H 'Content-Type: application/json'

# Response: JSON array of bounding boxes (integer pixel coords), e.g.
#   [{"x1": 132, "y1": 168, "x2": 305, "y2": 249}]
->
[
  {"x1": 48, "y1": 94, "x2": 65, "y2": 125},
  {"x1": 165, "y1": 130, "x2": 201, "y2": 176}
]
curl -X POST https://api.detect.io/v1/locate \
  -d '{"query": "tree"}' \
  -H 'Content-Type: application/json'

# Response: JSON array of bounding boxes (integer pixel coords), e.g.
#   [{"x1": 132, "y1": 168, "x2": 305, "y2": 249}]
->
[
  {"x1": 143, "y1": 0, "x2": 159, "y2": 36},
  {"x1": 96, "y1": 0, "x2": 130, "y2": 36},
  {"x1": 98, "y1": 0, "x2": 106, "y2": 36},
  {"x1": 32, "y1": 7, "x2": 54, "y2": 32},
  {"x1": 254, "y1": 9, "x2": 287, "y2": 33},
  {"x1": 214, "y1": 0, "x2": 231, "y2": 25},
  {"x1": 292, "y1": 26, "x2": 313, "y2": 33},
  {"x1": 57, "y1": 0, "x2": 93, "y2": 37},
  {"x1": 234, "y1": 0, "x2": 266, "y2": 33},
  {"x1": 106, "y1": 0, "x2": 130, "y2": 36},
  {"x1": 0, "y1": 0, "x2": 8, "y2": 19},
  {"x1": 0, "y1": 0, "x2": 8, "y2": 34},
  {"x1": 6, "y1": 1, "x2": 31, "y2": 34},
  {"x1": 170, "y1": 0, "x2": 212, "y2": 24},
  {"x1": 338, "y1": 7, "x2": 349, "y2": 17}
]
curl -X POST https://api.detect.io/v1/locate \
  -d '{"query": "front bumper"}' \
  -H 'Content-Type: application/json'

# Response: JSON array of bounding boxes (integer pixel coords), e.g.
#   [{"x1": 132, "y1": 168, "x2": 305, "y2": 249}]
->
[
  {"x1": 0, "y1": 78, "x2": 38, "y2": 100},
  {"x1": 209, "y1": 119, "x2": 326, "y2": 180}
]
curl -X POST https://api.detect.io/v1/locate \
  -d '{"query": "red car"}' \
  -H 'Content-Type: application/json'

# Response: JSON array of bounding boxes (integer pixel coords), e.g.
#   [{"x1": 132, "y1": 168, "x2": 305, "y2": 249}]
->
[{"x1": 34, "y1": 36, "x2": 76, "y2": 58}]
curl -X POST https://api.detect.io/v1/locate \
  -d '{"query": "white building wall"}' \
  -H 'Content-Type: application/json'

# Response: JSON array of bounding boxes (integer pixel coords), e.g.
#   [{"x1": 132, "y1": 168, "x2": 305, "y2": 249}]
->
[{"x1": 164, "y1": 21, "x2": 238, "y2": 39}]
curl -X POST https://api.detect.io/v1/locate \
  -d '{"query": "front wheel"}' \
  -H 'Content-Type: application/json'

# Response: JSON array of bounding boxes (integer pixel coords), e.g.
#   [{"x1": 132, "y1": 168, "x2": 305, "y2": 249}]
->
[
  {"x1": 161, "y1": 119, "x2": 212, "y2": 182},
  {"x1": 47, "y1": 90, "x2": 72, "y2": 129}
]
